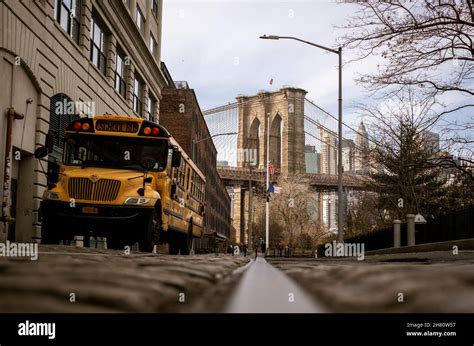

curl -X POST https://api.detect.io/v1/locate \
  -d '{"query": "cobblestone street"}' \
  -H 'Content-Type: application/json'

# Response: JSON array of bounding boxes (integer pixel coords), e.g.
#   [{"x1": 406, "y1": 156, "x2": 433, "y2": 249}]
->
[
  {"x1": 269, "y1": 251, "x2": 474, "y2": 313},
  {"x1": 2, "y1": 245, "x2": 474, "y2": 314},
  {"x1": 0, "y1": 245, "x2": 250, "y2": 313}
]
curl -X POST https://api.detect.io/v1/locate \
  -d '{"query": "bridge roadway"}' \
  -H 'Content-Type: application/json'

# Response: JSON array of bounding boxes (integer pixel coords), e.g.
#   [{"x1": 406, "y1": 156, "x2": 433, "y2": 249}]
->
[{"x1": 217, "y1": 166, "x2": 371, "y2": 190}]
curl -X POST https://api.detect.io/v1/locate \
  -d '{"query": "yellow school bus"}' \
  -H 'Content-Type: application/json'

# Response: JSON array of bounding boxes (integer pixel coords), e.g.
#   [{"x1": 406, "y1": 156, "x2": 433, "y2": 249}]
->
[{"x1": 36, "y1": 115, "x2": 205, "y2": 254}]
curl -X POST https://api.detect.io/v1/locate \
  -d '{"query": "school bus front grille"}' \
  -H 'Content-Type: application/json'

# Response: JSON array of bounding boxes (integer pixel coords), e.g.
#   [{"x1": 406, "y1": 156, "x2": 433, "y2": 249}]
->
[{"x1": 68, "y1": 178, "x2": 121, "y2": 201}]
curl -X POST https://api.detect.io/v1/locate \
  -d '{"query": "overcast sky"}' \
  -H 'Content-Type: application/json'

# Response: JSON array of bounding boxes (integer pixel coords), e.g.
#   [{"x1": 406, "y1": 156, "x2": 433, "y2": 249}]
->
[
  {"x1": 161, "y1": 0, "x2": 375, "y2": 134},
  {"x1": 161, "y1": 0, "x2": 471, "y2": 161}
]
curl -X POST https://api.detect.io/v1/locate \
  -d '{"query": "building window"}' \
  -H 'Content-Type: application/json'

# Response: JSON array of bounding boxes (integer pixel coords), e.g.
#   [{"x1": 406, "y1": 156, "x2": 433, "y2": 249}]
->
[
  {"x1": 147, "y1": 95, "x2": 156, "y2": 121},
  {"x1": 149, "y1": 35, "x2": 157, "y2": 57},
  {"x1": 152, "y1": 0, "x2": 158, "y2": 18},
  {"x1": 136, "y1": 7, "x2": 145, "y2": 34},
  {"x1": 90, "y1": 16, "x2": 107, "y2": 75},
  {"x1": 115, "y1": 49, "x2": 127, "y2": 98},
  {"x1": 55, "y1": 0, "x2": 81, "y2": 43},
  {"x1": 133, "y1": 74, "x2": 143, "y2": 116}
]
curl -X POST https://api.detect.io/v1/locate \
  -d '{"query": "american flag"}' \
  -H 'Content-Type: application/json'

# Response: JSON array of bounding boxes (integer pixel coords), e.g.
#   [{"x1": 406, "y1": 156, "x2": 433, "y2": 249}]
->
[{"x1": 268, "y1": 163, "x2": 275, "y2": 176}]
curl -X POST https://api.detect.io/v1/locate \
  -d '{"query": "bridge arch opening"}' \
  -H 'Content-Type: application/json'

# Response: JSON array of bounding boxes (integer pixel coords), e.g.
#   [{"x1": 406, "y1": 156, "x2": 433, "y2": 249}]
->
[
  {"x1": 248, "y1": 117, "x2": 260, "y2": 167},
  {"x1": 270, "y1": 112, "x2": 283, "y2": 168}
]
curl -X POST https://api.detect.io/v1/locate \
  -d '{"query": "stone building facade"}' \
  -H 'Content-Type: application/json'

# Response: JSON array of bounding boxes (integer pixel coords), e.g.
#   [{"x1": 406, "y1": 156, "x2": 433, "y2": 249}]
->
[
  {"x1": 0, "y1": 0, "x2": 167, "y2": 242},
  {"x1": 159, "y1": 83, "x2": 232, "y2": 250},
  {"x1": 236, "y1": 87, "x2": 307, "y2": 175}
]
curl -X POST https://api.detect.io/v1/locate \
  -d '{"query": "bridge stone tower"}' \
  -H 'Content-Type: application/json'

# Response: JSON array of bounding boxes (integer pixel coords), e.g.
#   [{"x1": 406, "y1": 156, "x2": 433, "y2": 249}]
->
[{"x1": 236, "y1": 87, "x2": 307, "y2": 175}]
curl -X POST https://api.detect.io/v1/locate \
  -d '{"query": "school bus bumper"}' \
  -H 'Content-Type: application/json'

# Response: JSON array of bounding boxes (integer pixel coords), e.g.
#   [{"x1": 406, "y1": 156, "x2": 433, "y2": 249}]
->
[{"x1": 39, "y1": 200, "x2": 155, "y2": 237}]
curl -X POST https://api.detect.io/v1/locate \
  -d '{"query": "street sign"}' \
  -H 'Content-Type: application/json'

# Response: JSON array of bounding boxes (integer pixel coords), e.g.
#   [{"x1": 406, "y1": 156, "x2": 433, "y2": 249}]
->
[{"x1": 414, "y1": 213, "x2": 427, "y2": 224}]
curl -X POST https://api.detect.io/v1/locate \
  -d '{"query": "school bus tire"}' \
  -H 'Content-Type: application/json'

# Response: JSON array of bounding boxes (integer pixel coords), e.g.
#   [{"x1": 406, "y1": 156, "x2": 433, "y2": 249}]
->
[
  {"x1": 168, "y1": 231, "x2": 180, "y2": 255},
  {"x1": 40, "y1": 217, "x2": 61, "y2": 245},
  {"x1": 180, "y1": 220, "x2": 193, "y2": 256},
  {"x1": 138, "y1": 210, "x2": 160, "y2": 253}
]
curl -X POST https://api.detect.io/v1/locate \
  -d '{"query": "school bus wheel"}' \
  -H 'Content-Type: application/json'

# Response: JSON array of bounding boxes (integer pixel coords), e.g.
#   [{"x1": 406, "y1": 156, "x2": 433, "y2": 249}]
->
[
  {"x1": 40, "y1": 216, "x2": 61, "y2": 245},
  {"x1": 138, "y1": 210, "x2": 160, "y2": 253},
  {"x1": 179, "y1": 219, "x2": 193, "y2": 256},
  {"x1": 168, "y1": 231, "x2": 180, "y2": 255}
]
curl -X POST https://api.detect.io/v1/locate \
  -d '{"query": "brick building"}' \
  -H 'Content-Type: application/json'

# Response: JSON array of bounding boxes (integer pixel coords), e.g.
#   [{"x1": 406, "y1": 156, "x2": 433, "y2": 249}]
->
[
  {"x1": 159, "y1": 82, "x2": 232, "y2": 251},
  {"x1": 0, "y1": 0, "x2": 167, "y2": 242}
]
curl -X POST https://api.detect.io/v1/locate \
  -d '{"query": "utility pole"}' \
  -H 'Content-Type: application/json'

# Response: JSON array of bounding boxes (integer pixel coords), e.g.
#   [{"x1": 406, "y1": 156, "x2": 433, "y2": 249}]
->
[
  {"x1": 259, "y1": 35, "x2": 344, "y2": 243},
  {"x1": 265, "y1": 112, "x2": 270, "y2": 255},
  {"x1": 248, "y1": 164, "x2": 253, "y2": 252},
  {"x1": 337, "y1": 46, "x2": 344, "y2": 243}
]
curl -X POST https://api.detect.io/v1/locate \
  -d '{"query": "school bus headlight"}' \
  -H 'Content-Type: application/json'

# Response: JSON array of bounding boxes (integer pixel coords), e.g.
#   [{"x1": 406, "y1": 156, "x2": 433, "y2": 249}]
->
[
  {"x1": 43, "y1": 191, "x2": 61, "y2": 200},
  {"x1": 124, "y1": 197, "x2": 151, "y2": 205}
]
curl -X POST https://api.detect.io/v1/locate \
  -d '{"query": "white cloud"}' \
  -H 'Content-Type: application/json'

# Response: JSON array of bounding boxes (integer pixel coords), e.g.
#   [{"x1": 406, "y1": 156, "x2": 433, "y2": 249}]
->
[{"x1": 162, "y1": 0, "x2": 382, "y2": 142}]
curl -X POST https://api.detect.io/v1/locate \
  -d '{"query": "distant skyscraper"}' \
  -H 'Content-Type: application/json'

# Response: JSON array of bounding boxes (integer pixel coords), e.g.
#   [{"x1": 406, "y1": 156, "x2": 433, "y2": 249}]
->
[
  {"x1": 320, "y1": 128, "x2": 338, "y2": 175},
  {"x1": 354, "y1": 121, "x2": 369, "y2": 174},
  {"x1": 305, "y1": 145, "x2": 320, "y2": 174},
  {"x1": 342, "y1": 139, "x2": 355, "y2": 173},
  {"x1": 423, "y1": 131, "x2": 440, "y2": 155}
]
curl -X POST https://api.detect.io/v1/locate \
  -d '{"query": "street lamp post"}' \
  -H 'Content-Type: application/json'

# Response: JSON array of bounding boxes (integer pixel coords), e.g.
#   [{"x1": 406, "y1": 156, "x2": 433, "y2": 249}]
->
[
  {"x1": 260, "y1": 34, "x2": 344, "y2": 243},
  {"x1": 248, "y1": 164, "x2": 253, "y2": 252},
  {"x1": 265, "y1": 112, "x2": 270, "y2": 255}
]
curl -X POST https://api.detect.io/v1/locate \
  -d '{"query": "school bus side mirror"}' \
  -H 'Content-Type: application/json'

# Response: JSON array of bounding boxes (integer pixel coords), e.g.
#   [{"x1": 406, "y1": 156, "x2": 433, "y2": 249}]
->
[
  {"x1": 34, "y1": 146, "x2": 49, "y2": 159},
  {"x1": 171, "y1": 150, "x2": 182, "y2": 168}
]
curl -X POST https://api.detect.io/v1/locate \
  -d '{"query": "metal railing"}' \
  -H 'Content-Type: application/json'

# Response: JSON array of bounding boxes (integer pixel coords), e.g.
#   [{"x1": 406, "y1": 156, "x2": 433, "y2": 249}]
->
[{"x1": 216, "y1": 166, "x2": 370, "y2": 188}]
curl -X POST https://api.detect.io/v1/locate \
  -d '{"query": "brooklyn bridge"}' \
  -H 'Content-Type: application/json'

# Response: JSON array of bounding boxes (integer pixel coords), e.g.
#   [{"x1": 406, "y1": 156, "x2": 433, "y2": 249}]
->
[{"x1": 203, "y1": 87, "x2": 371, "y2": 244}]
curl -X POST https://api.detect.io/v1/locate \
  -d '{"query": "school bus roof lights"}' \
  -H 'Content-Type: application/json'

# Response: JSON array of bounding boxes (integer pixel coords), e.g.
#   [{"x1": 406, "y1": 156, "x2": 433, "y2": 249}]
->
[
  {"x1": 138, "y1": 124, "x2": 163, "y2": 137},
  {"x1": 67, "y1": 118, "x2": 95, "y2": 133},
  {"x1": 65, "y1": 117, "x2": 170, "y2": 138},
  {"x1": 141, "y1": 126, "x2": 161, "y2": 136}
]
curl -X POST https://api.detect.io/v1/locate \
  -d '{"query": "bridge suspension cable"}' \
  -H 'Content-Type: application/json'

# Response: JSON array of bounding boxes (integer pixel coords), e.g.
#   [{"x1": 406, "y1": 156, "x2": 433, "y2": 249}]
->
[{"x1": 203, "y1": 95, "x2": 376, "y2": 166}]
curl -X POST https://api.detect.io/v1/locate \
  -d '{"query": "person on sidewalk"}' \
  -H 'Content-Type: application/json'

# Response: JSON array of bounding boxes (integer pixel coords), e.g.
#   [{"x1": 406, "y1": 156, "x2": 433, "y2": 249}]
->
[{"x1": 243, "y1": 244, "x2": 248, "y2": 257}]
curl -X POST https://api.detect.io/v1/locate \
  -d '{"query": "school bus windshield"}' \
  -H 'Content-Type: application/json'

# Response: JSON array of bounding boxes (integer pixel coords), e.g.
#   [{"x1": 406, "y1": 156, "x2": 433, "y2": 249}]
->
[{"x1": 63, "y1": 134, "x2": 169, "y2": 172}]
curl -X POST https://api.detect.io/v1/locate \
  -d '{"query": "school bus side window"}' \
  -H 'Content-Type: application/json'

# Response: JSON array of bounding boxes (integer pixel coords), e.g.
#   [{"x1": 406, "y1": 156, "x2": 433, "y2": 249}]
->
[
  {"x1": 187, "y1": 167, "x2": 192, "y2": 192},
  {"x1": 175, "y1": 159, "x2": 184, "y2": 188},
  {"x1": 166, "y1": 149, "x2": 173, "y2": 176}
]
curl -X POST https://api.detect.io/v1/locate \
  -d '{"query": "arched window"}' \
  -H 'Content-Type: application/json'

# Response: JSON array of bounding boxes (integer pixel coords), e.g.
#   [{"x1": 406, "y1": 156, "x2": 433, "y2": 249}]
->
[{"x1": 49, "y1": 93, "x2": 80, "y2": 163}]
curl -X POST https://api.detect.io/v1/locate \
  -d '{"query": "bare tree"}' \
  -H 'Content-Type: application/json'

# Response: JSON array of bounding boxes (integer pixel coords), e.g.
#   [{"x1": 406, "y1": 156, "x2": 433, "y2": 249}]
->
[
  {"x1": 360, "y1": 88, "x2": 473, "y2": 219},
  {"x1": 346, "y1": 192, "x2": 388, "y2": 237},
  {"x1": 250, "y1": 174, "x2": 330, "y2": 248},
  {"x1": 339, "y1": 0, "x2": 474, "y2": 154},
  {"x1": 270, "y1": 174, "x2": 326, "y2": 247}
]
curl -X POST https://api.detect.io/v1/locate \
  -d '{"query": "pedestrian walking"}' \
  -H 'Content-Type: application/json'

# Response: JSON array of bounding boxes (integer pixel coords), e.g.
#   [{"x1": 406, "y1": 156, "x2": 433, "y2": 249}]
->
[{"x1": 243, "y1": 244, "x2": 248, "y2": 257}]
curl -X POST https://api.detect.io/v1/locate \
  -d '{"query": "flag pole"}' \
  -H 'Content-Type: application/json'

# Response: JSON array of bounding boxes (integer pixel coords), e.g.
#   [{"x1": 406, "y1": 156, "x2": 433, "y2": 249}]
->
[{"x1": 265, "y1": 112, "x2": 270, "y2": 256}]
